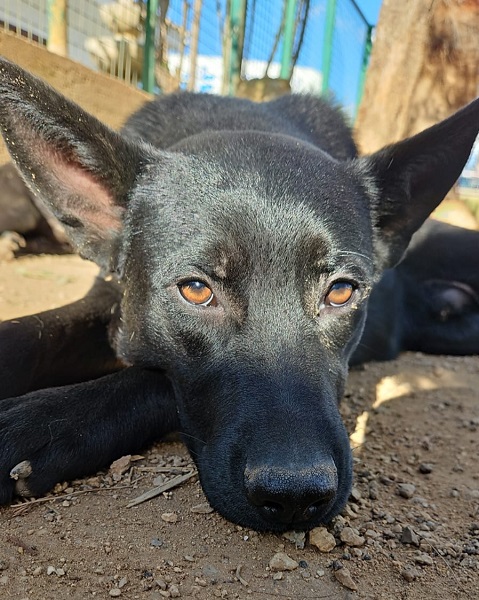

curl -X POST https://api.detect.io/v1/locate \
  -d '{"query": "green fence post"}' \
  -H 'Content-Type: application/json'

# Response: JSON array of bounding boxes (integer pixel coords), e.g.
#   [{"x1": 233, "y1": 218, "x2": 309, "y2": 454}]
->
[
  {"x1": 356, "y1": 24, "x2": 373, "y2": 115},
  {"x1": 321, "y1": 0, "x2": 337, "y2": 95},
  {"x1": 280, "y1": 0, "x2": 297, "y2": 80},
  {"x1": 143, "y1": 0, "x2": 158, "y2": 93},
  {"x1": 47, "y1": 0, "x2": 68, "y2": 57},
  {"x1": 226, "y1": 0, "x2": 247, "y2": 95}
]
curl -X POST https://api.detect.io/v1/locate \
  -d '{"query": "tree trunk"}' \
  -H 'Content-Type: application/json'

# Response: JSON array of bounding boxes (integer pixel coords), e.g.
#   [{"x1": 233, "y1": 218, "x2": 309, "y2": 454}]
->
[{"x1": 355, "y1": 0, "x2": 479, "y2": 155}]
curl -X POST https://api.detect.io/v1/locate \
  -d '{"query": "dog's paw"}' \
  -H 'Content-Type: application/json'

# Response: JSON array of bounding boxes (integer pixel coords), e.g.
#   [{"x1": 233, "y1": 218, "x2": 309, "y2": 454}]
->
[
  {"x1": 0, "y1": 230, "x2": 26, "y2": 261},
  {"x1": 9, "y1": 460, "x2": 34, "y2": 497},
  {"x1": 0, "y1": 394, "x2": 74, "y2": 504},
  {"x1": 0, "y1": 368, "x2": 179, "y2": 505}
]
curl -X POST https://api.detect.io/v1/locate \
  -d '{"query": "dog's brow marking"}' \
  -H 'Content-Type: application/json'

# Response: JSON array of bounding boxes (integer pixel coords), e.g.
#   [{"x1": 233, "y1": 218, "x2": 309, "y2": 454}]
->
[{"x1": 336, "y1": 250, "x2": 372, "y2": 262}]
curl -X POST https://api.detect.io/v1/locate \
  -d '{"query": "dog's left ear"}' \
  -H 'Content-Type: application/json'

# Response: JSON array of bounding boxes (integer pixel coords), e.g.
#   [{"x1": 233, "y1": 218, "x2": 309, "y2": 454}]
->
[
  {"x1": 0, "y1": 58, "x2": 151, "y2": 271},
  {"x1": 357, "y1": 99, "x2": 479, "y2": 269}
]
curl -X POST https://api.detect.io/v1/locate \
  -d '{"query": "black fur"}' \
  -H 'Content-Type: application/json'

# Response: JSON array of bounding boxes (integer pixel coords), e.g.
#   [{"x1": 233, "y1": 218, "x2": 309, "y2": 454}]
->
[{"x1": 0, "y1": 57, "x2": 478, "y2": 531}]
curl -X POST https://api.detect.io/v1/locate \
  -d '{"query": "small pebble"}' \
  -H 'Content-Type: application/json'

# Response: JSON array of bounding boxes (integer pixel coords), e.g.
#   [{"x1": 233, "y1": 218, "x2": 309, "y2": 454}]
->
[
  {"x1": 161, "y1": 512, "x2": 178, "y2": 523},
  {"x1": 401, "y1": 567, "x2": 420, "y2": 582},
  {"x1": 350, "y1": 487, "x2": 362, "y2": 502},
  {"x1": 397, "y1": 483, "x2": 416, "y2": 499},
  {"x1": 109, "y1": 455, "x2": 132, "y2": 478},
  {"x1": 401, "y1": 526, "x2": 419, "y2": 546},
  {"x1": 190, "y1": 503, "x2": 214, "y2": 514},
  {"x1": 269, "y1": 552, "x2": 299, "y2": 571},
  {"x1": 419, "y1": 463, "x2": 433, "y2": 474},
  {"x1": 415, "y1": 553, "x2": 433, "y2": 566},
  {"x1": 334, "y1": 567, "x2": 357, "y2": 591},
  {"x1": 272, "y1": 572, "x2": 283, "y2": 580},
  {"x1": 309, "y1": 527, "x2": 336, "y2": 552},
  {"x1": 109, "y1": 589, "x2": 121, "y2": 597},
  {"x1": 368, "y1": 481, "x2": 379, "y2": 499},
  {"x1": 118, "y1": 577, "x2": 128, "y2": 588},
  {"x1": 282, "y1": 530, "x2": 306, "y2": 549},
  {"x1": 340, "y1": 527, "x2": 365, "y2": 547}
]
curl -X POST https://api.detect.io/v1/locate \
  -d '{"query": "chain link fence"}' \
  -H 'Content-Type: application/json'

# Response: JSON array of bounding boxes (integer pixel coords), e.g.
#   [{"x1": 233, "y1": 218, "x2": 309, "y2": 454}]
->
[{"x1": 0, "y1": 0, "x2": 374, "y2": 115}]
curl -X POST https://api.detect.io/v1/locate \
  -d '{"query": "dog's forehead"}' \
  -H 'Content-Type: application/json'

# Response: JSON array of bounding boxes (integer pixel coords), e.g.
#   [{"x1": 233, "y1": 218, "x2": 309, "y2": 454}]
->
[{"x1": 130, "y1": 138, "x2": 374, "y2": 276}]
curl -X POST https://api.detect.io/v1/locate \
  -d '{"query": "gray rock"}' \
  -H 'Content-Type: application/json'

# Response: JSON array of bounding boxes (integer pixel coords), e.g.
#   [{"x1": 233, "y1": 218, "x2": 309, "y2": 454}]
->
[
  {"x1": 400, "y1": 526, "x2": 419, "y2": 546},
  {"x1": 397, "y1": 483, "x2": 416, "y2": 499}
]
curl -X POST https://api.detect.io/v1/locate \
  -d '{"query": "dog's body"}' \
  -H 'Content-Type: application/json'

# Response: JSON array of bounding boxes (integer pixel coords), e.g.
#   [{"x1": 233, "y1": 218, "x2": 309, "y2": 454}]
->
[
  {"x1": 0, "y1": 58, "x2": 478, "y2": 531},
  {"x1": 352, "y1": 219, "x2": 479, "y2": 364}
]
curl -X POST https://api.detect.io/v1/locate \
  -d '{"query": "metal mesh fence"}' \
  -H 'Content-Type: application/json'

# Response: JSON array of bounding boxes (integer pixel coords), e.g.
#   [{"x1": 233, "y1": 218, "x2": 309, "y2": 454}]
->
[
  {"x1": 0, "y1": 0, "x2": 374, "y2": 115},
  {"x1": 329, "y1": 0, "x2": 371, "y2": 116},
  {"x1": 0, "y1": 0, "x2": 48, "y2": 45}
]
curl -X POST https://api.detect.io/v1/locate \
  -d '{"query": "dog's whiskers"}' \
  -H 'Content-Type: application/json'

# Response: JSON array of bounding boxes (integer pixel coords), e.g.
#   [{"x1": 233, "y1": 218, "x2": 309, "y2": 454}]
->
[{"x1": 179, "y1": 431, "x2": 207, "y2": 447}]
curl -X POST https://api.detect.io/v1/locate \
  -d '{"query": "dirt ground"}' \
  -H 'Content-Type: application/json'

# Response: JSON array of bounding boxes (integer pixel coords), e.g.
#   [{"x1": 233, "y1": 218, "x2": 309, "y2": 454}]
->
[{"x1": 0, "y1": 253, "x2": 478, "y2": 600}]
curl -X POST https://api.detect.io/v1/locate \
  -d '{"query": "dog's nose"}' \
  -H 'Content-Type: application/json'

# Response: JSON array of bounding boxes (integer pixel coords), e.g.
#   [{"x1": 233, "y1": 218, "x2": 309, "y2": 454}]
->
[{"x1": 244, "y1": 460, "x2": 338, "y2": 525}]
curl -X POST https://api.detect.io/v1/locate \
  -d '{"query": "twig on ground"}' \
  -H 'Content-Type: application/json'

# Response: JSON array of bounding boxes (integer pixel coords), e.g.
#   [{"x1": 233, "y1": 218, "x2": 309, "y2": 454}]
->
[
  {"x1": 10, "y1": 484, "x2": 134, "y2": 516},
  {"x1": 235, "y1": 564, "x2": 249, "y2": 587},
  {"x1": 127, "y1": 470, "x2": 197, "y2": 508}
]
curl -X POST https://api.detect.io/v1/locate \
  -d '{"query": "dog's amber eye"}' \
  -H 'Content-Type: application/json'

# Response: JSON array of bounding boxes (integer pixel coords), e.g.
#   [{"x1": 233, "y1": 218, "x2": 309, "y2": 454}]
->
[
  {"x1": 325, "y1": 281, "x2": 354, "y2": 307},
  {"x1": 179, "y1": 281, "x2": 217, "y2": 307}
]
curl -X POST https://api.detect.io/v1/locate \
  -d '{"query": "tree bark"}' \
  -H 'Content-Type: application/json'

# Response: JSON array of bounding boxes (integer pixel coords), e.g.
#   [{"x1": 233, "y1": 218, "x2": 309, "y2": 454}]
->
[{"x1": 355, "y1": 0, "x2": 479, "y2": 154}]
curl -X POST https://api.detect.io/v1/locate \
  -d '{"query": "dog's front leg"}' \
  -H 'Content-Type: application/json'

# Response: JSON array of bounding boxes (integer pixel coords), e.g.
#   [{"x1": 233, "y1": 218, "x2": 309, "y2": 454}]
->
[
  {"x1": 0, "y1": 367, "x2": 179, "y2": 504},
  {"x1": 0, "y1": 277, "x2": 123, "y2": 400}
]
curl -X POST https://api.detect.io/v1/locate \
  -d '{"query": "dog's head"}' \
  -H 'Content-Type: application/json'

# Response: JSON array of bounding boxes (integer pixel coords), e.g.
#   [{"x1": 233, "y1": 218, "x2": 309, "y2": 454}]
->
[{"x1": 1, "y1": 58, "x2": 478, "y2": 531}]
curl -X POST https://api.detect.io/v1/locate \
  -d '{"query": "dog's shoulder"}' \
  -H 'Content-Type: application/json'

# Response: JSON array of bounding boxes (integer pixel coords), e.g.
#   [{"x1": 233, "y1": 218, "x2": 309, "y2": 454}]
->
[{"x1": 121, "y1": 92, "x2": 357, "y2": 160}]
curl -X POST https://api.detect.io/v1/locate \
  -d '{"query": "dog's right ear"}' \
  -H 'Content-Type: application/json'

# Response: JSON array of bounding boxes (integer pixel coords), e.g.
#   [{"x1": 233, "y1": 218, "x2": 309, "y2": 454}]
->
[
  {"x1": 357, "y1": 98, "x2": 479, "y2": 271},
  {"x1": 0, "y1": 58, "x2": 150, "y2": 271}
]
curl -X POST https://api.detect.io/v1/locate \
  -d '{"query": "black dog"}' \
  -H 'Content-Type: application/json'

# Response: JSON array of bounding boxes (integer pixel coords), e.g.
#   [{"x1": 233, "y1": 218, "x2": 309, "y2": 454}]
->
[{"x1": 0, "y1": 58, "x2": 478, "y2": 532}]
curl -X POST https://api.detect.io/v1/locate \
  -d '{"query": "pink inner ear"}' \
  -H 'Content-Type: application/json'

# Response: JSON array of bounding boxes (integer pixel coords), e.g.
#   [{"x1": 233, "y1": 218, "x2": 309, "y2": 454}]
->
[{"x1": 50, "y1": 157, "x2": 124, "y2": 235}]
